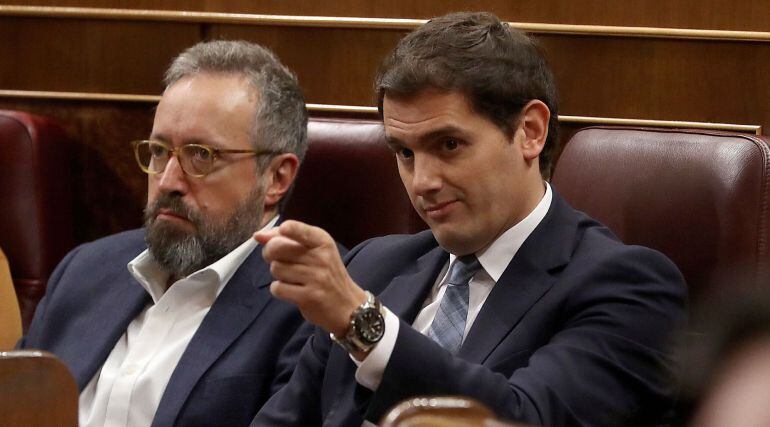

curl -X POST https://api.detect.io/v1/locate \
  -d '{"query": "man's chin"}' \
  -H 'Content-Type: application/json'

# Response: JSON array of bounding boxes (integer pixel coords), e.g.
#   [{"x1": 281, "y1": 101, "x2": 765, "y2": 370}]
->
[{"x1": 431, "y1": 227, "x2": 484, "y2": 257}]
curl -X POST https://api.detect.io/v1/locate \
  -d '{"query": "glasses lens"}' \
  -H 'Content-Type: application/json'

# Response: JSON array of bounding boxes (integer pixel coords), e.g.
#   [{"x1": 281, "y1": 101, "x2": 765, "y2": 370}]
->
[
  {"x1": 180, "y1": 145, "x2": 214, "y2": 176},
  {"x1": 135, "y1": 141, "x2": 170, "y2": 174}
]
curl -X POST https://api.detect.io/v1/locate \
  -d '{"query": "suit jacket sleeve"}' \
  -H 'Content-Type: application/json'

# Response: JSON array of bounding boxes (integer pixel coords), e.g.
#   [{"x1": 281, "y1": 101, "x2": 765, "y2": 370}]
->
[
  {"x1": 17, "y1": 243, "x2": 84, "y2": 349},
  {"x1": 250, "y1": 328, "x2": 332, "y2": 426},
  {"x1": 364, "y1": 245, "x2": 686, "y2": 426}
]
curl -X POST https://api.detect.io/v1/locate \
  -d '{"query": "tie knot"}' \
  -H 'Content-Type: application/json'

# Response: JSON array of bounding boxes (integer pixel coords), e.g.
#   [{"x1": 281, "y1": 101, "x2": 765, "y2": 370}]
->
[{"x1": 447, "y1": 255, "x2": 481, "y2": 287}]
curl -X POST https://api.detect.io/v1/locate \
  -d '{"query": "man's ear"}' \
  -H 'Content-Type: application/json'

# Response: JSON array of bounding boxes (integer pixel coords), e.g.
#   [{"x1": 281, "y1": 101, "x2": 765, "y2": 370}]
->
[
  {"x1": 517, "y1": 100, "x2": 550, "y2": 161},
  {"x1": 262, "y1": 153, "x2": 300, "y2": 208}
]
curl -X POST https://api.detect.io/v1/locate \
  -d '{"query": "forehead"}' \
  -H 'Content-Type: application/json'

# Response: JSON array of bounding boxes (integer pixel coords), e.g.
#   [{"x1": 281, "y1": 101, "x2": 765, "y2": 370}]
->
[
  {"x1": 152, "y1": 73, "x2": 258, "y2": 146},
  {"x1": 382, "y1": 90, "x2": 488, "y2": 143}
]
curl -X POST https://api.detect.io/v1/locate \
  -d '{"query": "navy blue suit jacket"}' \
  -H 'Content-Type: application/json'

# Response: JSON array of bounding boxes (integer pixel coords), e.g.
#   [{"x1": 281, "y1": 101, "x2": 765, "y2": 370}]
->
[
  {"x1": 21, "y1": 228, "x2": 314, "y2": 427},
  {"x1": 253, "y1": 192, "x2": 687, "y2": 426}
]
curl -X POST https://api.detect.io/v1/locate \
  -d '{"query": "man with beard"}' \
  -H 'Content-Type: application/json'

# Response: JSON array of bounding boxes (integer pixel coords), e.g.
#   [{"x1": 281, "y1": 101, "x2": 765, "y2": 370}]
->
[{"x1": 19, "y1": 40, "x2": 316, "y2": 427}]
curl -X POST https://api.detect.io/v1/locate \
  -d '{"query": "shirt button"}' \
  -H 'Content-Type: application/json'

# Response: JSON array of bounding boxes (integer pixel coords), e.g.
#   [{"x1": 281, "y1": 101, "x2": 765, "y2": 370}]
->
[{"x1": 124, "y1": 365, "x2": 138, "y2": 376}]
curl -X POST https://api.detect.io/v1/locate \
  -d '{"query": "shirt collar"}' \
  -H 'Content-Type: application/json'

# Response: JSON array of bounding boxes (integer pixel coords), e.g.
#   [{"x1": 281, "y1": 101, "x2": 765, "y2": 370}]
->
[
  {"x1": 447, "y1": 182, "x2": 553, "y2": 282},
  {"x1": 128, "y1": 214, "x2": 279, "y2": 303}
]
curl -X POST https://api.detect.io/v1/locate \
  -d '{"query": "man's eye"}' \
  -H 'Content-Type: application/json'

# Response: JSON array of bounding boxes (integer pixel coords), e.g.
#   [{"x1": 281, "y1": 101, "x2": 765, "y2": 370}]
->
[
  {"x1": 149, "y1": 144, "x2": 168, "y2": 157},
  {"x1": 188, "y1": 146, "x2": 213, "y2": 161},
  {"x1": 443, "y1": 139, "x2": 459, "y2": 150},
  {"x1": 398, "y1": 148, "x2": 414, "y2": 159}
]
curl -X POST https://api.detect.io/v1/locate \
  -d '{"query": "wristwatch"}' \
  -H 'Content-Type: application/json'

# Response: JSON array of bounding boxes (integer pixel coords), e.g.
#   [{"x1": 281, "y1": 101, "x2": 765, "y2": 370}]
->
[{"x1": 331, "y1": 291, "x2": 385, "y2": 354}]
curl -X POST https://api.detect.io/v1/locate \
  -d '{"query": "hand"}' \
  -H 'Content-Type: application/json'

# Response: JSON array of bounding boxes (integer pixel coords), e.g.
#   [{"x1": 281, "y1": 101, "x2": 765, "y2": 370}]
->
[{"x1": 254, "y1": 220, "x2": 367, "y2": 337}]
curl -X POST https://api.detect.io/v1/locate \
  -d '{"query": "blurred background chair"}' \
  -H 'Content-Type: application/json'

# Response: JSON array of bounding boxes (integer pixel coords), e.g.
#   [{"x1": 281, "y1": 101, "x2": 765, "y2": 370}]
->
[
  {"x1": 674, "y1": 289, "x2": 770, "y2": 427},
  {"x1": 0, "y1": 350, "x2": 77, "y2": 426},
  {"x1": 285, "y1": 117, "x2": 426, "y2": 250},
  {"x1": 0, "y1": 247, "x2": 21, "y2": 349},
  {"x1": 552, "y1": 126, "x2": 770, "y2": 305},
  {"x1": 0, "y1": 110, "x2": 75, "y2": 331}
]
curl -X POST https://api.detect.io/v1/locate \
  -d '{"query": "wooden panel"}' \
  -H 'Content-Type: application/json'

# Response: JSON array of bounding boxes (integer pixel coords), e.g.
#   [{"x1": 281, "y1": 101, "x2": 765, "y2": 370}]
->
[
  {"x1": 0, "y1": 16, "x2": 198, "y2": 94},
  {"x1": 206, "y1": 25, "x2": 406, "y2": 106},
  {"x1": 4, "y1": 0, "x2": 770, "y2": 31},
  {"x1": 210, "y1": 26, "x2": 768, "y2": 132},
  {"x1": 542, "y1": 35, "x2": 768, "y2": 127}
]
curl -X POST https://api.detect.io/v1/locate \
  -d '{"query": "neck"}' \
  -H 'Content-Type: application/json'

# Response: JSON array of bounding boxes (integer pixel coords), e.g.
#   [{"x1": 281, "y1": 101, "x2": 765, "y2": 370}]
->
[{"x1": 261, "y1": 208, "x2": 279, "y2": 229}]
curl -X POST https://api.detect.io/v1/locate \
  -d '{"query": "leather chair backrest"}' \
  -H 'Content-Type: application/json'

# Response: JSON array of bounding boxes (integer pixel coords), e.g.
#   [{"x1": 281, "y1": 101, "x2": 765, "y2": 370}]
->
[
  {"x1": 284, "y1": 117, "x2": 426, "y2": 249},
  {"x1": 552, "y1": 126, "x2": 770, "y2": 303},
  {"x1": 0, "y1": 110, "x2": 74, "y2": 330},
  {"x1": 0, "y1": 350, "x2": 78, "y2": 426}
]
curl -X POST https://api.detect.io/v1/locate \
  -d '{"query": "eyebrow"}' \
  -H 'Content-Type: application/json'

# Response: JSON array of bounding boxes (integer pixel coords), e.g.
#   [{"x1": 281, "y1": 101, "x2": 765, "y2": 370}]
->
[
  {"x1": 147, "y1": 134, "x2": 223, "y2": 148},
  {"x1": 148, "y1": 133, "x2": 170, "y2": 143},
  {"x1": 422, "y1": 125, "x2": 467, "y2": 142}
]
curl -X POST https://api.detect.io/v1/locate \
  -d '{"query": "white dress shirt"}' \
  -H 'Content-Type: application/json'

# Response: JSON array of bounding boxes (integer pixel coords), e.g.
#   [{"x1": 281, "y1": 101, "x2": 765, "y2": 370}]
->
[
  {"x1": 78, "y1": 216, "x2": 278, "y2": 427},
  {"x1": 354, "y1": 183, "x2": 553, "y2": 402}
]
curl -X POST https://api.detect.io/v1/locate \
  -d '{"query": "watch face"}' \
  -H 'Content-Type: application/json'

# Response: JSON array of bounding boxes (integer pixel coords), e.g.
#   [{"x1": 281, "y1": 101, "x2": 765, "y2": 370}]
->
[{"x1": 355, "y1": 308, "x2": 385, "y2": 344}]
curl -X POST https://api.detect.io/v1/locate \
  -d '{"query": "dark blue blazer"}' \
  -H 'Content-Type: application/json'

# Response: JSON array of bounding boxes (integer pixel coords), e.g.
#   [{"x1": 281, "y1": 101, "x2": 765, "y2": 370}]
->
[
  {"x1": 252, "y1": 192, "x2": 687, "y2": 426},
  {"x1": 20, "y1": 228, "x2": 313, "y2": 427}
]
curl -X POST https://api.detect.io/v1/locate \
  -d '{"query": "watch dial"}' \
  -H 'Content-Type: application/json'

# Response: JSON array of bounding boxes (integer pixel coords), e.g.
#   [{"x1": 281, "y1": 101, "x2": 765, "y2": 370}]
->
[{"x1": 357, "y1": 309, "x2": 385, "y2": 343}]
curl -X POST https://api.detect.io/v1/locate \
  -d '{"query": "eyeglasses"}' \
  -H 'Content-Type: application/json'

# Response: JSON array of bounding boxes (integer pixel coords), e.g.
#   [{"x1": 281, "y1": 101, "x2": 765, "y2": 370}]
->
[{"x1": 132, "y1": 140, "x2": 278, "y2": 178}]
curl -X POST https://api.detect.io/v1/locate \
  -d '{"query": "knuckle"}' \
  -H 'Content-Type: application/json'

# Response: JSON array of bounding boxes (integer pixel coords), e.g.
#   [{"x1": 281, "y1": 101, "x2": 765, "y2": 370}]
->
[
  {"x1": 269, "y1": 281, "x2": 283, "y2": 297},
  {"x1": 269, "y1": 261, "x2": 284, "y2": 278}
]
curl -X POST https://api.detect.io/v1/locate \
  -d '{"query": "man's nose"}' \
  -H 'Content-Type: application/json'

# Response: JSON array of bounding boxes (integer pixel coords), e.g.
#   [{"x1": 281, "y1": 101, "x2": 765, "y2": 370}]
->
[
  {"x1": 412, "y1": 155, "x2": 443, "y2": 196},
  {"x1": 156, "y1": 156, "x2": 189, "y2": 194}
]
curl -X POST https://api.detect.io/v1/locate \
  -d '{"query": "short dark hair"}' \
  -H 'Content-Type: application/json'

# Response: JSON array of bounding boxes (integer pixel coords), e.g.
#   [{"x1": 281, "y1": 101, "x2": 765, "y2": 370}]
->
[{"x1": 376, "y1": 12, "x2": 559, "y2": 178}]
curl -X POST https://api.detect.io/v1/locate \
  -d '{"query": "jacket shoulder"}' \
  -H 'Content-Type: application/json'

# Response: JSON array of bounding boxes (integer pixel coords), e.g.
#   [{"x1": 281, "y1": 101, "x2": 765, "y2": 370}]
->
[
  {"x1": 70, "y1": 228, "x2": 147, "y2": 263},
  {"x1": 347, "y1": 230, "x2": 437, "y2": 261}
]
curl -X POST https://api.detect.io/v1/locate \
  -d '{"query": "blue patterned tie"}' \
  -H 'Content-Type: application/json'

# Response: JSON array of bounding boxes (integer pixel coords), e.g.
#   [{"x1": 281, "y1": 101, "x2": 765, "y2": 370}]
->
[{"x1": 427, "y1": 255, "x2": 482, "y2": 354}]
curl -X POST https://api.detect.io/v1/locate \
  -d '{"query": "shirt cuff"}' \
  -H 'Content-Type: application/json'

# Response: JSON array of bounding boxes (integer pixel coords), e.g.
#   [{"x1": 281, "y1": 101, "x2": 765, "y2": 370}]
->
[{"x1": 350, "y1": 306, "x2": 400, "y2": 391}]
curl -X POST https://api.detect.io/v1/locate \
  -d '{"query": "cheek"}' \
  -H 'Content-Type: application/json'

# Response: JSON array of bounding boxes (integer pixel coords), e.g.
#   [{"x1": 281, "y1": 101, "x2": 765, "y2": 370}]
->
[
  {"x1": 397, "y1": 167, "x2": 417, "y2": 199},
  {"x1": 147, "y1": 180, "x2": 160, "y2": 203}
]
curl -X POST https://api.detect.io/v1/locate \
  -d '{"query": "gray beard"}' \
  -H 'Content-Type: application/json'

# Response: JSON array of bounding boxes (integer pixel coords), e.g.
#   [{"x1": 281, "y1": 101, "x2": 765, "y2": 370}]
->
[{"x1": 143, "y1": 185, "x2": 265, "y2": 278}]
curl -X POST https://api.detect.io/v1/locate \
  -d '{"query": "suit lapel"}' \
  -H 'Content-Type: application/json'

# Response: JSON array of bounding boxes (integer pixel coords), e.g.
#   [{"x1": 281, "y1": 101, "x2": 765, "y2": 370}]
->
[
  {"x1": 72, "y1": 272, "x2": 148, "y2": 389},
  {"x1": 377, "y1": 245, "x2": 448, "y2": 324},
  {"x1": 458, "y1": 192, "x2": 578, "y2": 363},
  {"x1": 151, "y1": 247, "x2": 274, "y2": 427}
]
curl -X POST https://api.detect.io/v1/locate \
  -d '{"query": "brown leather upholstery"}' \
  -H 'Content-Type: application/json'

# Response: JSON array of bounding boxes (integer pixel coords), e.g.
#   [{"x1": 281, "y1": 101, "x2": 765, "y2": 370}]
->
[
  {"x1": 380, "y1": 396, "x2": 521, "y2": 427},
  {"x1": 285, "y1": 117, "x2": 426, "y2": 249},
  {"x1": 0, "y1": 350, "x2": 78, "y2": 426},
  {"x1": 0, "y1": 110, "x2": 75, "y2": 330},
  {"x1": 552, "y1": 126, "x2": 770, "y2": 303}
]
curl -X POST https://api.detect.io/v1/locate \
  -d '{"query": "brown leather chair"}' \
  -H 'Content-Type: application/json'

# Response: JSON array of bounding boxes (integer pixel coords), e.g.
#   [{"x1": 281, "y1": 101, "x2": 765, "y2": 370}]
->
[
  {"x1": 380, "y1": 396, "x2": 521, "y2": 427},
  {"x1": 0, "y1": 350, "x2": 78, "y2": 426},
  {"x1": 285, "y1": 117, "x2": 426, "y2": 249},
  {"x1": 551, "y1": 126, "x2": 770, "y2": 303},
  {"x1": 0, "y1": 110, "x2": 75, "y2": 330}
]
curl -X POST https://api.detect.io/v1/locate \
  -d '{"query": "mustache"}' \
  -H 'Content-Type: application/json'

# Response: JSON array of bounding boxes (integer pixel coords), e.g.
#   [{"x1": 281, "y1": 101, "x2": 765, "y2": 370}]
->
[{"x1": 145, "y1": 194, "x2": 200, "y2": 226}]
